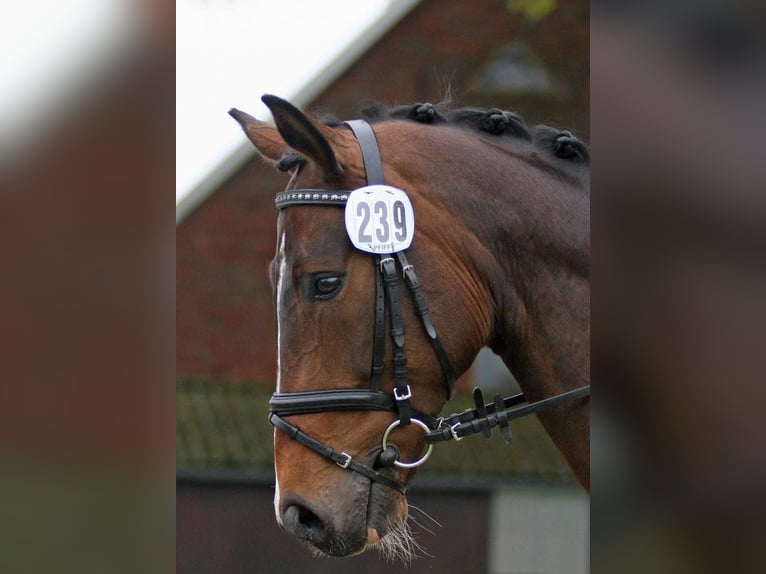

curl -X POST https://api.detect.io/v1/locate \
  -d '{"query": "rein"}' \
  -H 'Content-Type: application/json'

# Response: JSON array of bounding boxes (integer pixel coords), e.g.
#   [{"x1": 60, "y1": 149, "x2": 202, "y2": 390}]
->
[{"x1": 268, "y1": 119, "x2": 590, "y2": 495}]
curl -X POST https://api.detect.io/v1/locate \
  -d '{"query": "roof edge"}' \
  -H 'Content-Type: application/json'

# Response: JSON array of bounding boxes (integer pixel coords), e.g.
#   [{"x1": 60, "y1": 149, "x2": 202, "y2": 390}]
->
[{"x1": 176, "y1": 0, "x2": 423, "y2": 226}]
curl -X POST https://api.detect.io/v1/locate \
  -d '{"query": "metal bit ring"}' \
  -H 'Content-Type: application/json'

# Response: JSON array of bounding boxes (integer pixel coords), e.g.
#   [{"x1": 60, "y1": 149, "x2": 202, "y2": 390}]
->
[{"x1": 381, "y1": 418, "x2": 434, "y2": 469}]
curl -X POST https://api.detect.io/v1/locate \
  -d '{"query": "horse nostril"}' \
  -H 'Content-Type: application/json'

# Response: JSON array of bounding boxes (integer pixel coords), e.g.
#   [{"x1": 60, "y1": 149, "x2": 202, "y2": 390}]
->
[
  {"x1": 279, "y1": 495, "x2": 369, "y2": 556},
  {"x1": 282, "y1": 501, "x2": 329, "y2": 544},
  {"x1": 296, "y1": 505, "x2": 323, "y2": 531}
]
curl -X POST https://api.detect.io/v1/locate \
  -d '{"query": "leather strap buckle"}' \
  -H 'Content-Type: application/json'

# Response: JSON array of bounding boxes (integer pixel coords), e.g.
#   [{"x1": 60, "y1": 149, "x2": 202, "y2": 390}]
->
[
  {"x1": 379, "y1": 256, "x2": 395, "y2": 273},
  {"x1": 449, "y1": 422, "x2": 463, "y2": 442},
  {"x1": 336, "y1": 452, "x2": 352, "y2": 469},
  {"x1": 394, "y1": 385, "x2": 412, "y2": 401}
]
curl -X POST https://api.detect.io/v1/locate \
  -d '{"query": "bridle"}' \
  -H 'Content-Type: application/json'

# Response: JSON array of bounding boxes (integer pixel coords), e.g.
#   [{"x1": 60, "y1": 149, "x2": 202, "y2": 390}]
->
[{"x1": 268, "y1": 119, "x2": 590, "y2": 495}]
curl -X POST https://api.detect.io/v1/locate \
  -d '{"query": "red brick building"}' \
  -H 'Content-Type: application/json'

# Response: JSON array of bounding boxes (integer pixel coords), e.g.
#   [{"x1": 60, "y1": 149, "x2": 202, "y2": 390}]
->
[{"x1": 177, "y1": 0, "x2": 588, "y2": 385}]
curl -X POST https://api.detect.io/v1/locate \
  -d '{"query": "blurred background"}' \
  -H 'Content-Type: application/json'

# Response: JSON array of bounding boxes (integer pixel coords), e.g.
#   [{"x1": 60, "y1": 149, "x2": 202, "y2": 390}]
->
[
  {"x1": 1, "y1": 1, "x2": 175, "y2": 573},
  {"x1": 591, "y1": 1, "x2": 766, "y2": 573},
  {"x1": 2, "y1": 0, "x2": 763, "y2": 572},
  {"x1": 176, "y1": 1, "x2": 588, "y2": 573}
]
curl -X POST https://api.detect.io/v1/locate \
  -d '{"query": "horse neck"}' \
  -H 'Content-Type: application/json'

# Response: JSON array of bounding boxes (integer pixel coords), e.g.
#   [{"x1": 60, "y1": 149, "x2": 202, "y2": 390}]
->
[
  {"x1": 424, "y1": 130, "x2": 591, "y2": 489},
  {"x1": 378, "y1": 124, "x2": 590, "y2": 488},
  {"x1": 483, "y1": 170, "x2": 590, "y2": 401},
  {"x1": 392, "y1": 127, "x2": 590, "y2": 399}
]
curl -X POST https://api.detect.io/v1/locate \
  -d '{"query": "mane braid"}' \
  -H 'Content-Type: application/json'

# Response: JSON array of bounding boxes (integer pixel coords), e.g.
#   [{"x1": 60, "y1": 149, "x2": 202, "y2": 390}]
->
[
  {"x1": 316, "y1": 101, "x2": 589, "y2": 167},
  {"x1": 447, "y1": 108, "x2": 531, "y2": 140},
  {"x1": 386, "y1": 103, "x2": 447, "y2": 125},
  {"x1": 531, "y1": 125, "x2": 590, "y2": 163}
]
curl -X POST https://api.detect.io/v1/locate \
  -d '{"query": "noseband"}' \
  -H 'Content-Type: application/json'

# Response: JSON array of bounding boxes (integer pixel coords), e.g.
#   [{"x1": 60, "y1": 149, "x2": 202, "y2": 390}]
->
[{"x1": 268, "y1": 120, "x2": 590, "y2": 495}]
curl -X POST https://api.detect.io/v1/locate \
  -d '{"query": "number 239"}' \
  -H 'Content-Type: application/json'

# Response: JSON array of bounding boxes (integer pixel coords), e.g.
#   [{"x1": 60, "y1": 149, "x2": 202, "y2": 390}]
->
[{"x1": 356, "y1": 200, "x2": 407, "y2": 243}]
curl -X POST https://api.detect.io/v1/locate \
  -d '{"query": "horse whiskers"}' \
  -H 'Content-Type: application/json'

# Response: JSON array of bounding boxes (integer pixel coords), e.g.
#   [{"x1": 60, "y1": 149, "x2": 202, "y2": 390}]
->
[
  {"x1": 406, "y1": 516, "x2": 436, "y2": 537},
  {"x1": 408, "y1": 503, "x2": 443, "y2": 530},
  {"x1": 407, "y1": 515, "x2": 438, "y2": 537},
  {"x1": 373, "y1": 516, "x2": 431, "y2": 564},
  {"x1": 301, "y1": 506, "x2": 441, "y2": 561},
  {"x1": 406, "y1": 505, "x2": 442, "y2": 537}
]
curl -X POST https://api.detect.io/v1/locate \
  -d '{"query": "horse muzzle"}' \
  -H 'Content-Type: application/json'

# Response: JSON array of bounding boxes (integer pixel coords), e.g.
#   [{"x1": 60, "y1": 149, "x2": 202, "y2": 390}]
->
[{"x1": 278, "y1": 494, "x2": 373, "y2": 556}]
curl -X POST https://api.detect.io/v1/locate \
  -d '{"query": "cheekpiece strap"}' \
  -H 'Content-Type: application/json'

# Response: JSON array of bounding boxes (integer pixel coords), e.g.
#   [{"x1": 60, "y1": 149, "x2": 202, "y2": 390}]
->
[
  {"x1": 344, "y1": 120, "x2": 385, "y2": 185},
  {"x1": 379, "y1": 256, "x2": 412, "y2": 425},
  {"x1": 371, "y1": 255, "x2": 386, "y2": 392},
  {"x1": 396, "y1": 251, "x2": 457, "y2": 397}
]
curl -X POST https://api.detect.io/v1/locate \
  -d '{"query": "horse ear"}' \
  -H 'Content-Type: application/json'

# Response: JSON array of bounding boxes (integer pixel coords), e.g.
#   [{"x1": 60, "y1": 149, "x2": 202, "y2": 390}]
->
[
  {"x1": 260, "y1": 94, "x2": 343, "y2": 178},
  {"x1": 228, "y1": 108, "x2": 289, "y2": 165}
]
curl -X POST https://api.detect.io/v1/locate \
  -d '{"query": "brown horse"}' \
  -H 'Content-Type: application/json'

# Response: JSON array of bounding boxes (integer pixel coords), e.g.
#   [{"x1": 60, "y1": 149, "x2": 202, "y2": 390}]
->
[{"x1": 230, "y1": 95, "x2": 589, "y2": 559}]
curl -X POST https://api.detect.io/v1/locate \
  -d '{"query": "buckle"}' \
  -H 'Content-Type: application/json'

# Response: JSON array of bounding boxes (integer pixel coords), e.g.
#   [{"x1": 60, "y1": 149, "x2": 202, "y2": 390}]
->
[
  {"x1": 449, "y1": 422, "x2": 463, "y2": 442},
  {"x1": 336, "y1": 452, "x2": 352, "y2": 469},
  {"x1": 394, "y1": 385, "x2": 412, "y2": 401},
  {"x1": 379, "y1": 257, "x2": 395, "y2": 273}
]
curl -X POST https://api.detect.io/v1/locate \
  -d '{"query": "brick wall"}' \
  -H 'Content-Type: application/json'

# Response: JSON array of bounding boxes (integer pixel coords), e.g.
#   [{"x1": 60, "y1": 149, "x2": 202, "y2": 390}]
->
[{"x1": 176, "y1": 161, "x2": 282, "y2": 381}]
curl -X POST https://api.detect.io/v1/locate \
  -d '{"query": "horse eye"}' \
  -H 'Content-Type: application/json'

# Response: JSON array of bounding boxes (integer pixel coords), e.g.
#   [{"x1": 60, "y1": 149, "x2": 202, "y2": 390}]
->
[{"x1": 313, "y1": 275, "x2": 343, "y2": 300}]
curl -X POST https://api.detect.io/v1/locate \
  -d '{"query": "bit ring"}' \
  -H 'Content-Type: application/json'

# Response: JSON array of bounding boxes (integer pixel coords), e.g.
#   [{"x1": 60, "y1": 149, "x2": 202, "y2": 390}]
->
[{"x1": 381, "y1": 418, "x2": 434, "y2": 469}]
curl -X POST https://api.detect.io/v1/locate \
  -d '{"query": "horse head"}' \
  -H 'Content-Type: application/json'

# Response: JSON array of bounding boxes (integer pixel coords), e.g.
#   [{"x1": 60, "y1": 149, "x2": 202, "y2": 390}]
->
[
  {"x1": 230, "y1": 95, "x2": 489, "y2": 557},
  {"x1": 230, "y1": 94, "x2": 590, "y2": 559}
]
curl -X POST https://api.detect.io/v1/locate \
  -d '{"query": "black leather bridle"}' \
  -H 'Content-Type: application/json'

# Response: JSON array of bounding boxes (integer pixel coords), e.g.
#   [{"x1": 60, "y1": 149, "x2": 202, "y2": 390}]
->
[{"x1": 268, "y1": 119, "x2": 590, "y2": 495}]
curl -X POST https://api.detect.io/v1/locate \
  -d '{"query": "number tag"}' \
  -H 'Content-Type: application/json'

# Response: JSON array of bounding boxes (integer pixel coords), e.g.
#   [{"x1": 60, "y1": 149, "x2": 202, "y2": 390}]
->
[{"x1": 344, "y1": 185, "x2": 415, "y2": 254}]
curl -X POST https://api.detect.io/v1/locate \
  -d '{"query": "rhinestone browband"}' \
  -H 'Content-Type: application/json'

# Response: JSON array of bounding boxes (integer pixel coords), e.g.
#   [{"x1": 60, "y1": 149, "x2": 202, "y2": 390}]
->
[{"x1": 275, "y1": 190, "x2": 350, "y2": 208}]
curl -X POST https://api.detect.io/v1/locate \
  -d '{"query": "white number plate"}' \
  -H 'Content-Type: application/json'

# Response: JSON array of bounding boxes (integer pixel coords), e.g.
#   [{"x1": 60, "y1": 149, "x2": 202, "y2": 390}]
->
[{"x1": 345, "y1": 185, "x2": 415, "y2": 254}]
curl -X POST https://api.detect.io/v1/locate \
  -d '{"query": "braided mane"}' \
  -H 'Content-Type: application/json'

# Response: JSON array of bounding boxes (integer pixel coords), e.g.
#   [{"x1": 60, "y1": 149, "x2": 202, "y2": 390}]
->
[
  {"x1": 276, "y1": 102, "x2": 589, "y2": 173},
  {"x1": 358, "y1": 102, "x2": 588, "y2": 164}
]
